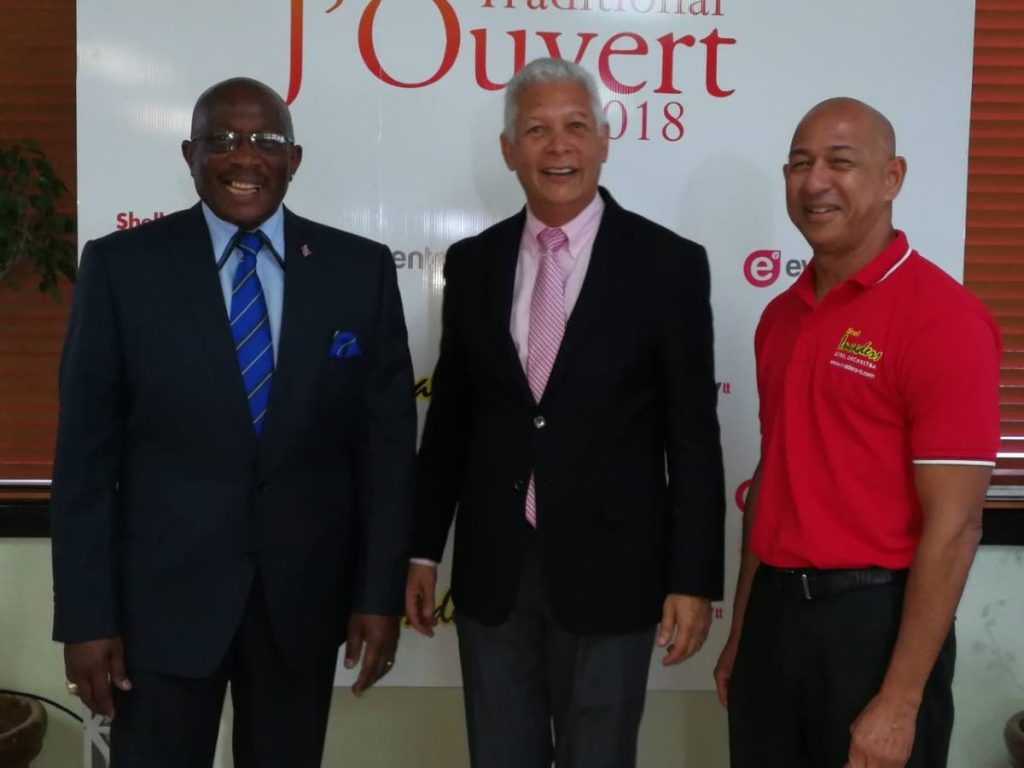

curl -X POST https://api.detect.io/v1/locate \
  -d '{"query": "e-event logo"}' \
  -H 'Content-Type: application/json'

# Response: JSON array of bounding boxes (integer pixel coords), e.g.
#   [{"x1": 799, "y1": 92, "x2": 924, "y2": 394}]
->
[
  {"x1": 743, "y1": 249, "x2": 781, "y2": 287},
  {"x1": 743, "y1": 249, "x2": 808, "y2": 288}
]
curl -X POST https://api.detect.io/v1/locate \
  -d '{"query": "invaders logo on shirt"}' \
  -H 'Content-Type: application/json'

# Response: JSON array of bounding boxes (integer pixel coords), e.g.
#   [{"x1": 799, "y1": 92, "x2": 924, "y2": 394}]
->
[{"x1": 830, "y1": 328, "x2": 884, "y2": 380}]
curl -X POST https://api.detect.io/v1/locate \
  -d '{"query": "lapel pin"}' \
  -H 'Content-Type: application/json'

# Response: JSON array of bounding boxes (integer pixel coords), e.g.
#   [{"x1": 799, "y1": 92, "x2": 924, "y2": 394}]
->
[{"x1": 301, "y1": 244, "x2": 312, "y2": 258}]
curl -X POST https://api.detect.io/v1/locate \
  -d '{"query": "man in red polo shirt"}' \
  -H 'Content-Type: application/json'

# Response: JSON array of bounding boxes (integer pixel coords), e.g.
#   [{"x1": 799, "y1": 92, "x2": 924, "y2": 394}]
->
[{"x1": 714, "y1": 97, "x2": 1001, "y2": 768}]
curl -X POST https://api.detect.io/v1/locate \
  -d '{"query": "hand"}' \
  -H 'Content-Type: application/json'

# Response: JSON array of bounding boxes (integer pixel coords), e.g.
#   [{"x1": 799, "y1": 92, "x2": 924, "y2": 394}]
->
[
  {"x1": 845, "y1": 692, "x2": 918, "y2": 768},
  {"x1": 656, "y1": 594, "x2": 711, "y2": 666},
  {"x1": 713, "y1": 633, "x2": 739, "y2": 708},
  {"x1": 64, "y1": 637, "x2": 131, "y2": 720},
  {"x1": 404, "y1": 563, "x2": 438, "y2": 637},
  {"x1": 344, "y1": 613, "x2": 399, "y2": 697}
]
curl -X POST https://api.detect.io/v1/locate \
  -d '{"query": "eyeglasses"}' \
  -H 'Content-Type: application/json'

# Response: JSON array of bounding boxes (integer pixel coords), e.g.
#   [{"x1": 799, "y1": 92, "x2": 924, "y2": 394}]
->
[{"x1": 188, "y1": 131, "x2": 293, "y2": 155}]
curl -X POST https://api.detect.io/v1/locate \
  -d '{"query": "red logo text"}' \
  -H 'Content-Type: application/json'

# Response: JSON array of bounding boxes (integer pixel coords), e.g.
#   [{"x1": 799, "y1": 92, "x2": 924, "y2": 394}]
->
[{"x1": 116, "y1": 211, "x2": 164, "y2": 230}]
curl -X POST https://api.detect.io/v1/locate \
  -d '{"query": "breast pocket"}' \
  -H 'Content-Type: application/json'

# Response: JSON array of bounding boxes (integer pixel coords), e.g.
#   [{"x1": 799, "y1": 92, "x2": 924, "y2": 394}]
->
[
  {"x1": 316, "y1": 325, "x2": 370, "y2": 414},
  {"x1": 321, "y1": 354, "x2": 367, "y2": 399}
]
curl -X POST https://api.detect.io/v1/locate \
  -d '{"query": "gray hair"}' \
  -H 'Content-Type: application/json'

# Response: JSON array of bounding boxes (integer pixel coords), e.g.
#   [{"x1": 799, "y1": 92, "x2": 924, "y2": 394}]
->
[{"x1": 503, "y1": 58, "x2": 607, "y2": 139}]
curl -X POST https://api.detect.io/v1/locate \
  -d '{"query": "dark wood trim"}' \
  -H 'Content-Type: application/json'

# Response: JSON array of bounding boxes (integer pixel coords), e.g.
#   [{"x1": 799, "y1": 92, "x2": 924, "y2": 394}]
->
[
  {"x1": 3, "y1": 500, "x2": 1023, "y2": 543},
  {"x1": 981, "y1": 505, "x2": 1024, "y2": 546},
  {"x1": 0, "y1": 501, "x2": 50, "y2": 537}
]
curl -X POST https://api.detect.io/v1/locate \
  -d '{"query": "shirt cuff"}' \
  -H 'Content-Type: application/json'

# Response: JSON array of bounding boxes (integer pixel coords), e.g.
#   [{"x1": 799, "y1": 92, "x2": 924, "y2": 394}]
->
[{"x1": 410, "y1": 558, "x2": 438, "y2": 568}]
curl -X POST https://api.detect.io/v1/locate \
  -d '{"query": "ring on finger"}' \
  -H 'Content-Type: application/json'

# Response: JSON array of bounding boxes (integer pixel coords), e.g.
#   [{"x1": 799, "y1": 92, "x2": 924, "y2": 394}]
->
[{"x1": 66, "y1": 681, "x2": 80, "y2": 695}]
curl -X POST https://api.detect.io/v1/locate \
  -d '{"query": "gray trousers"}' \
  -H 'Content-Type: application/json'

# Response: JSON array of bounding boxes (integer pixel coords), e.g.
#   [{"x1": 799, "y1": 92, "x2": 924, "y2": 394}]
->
[{"x1": 456, "y1": 531, "x2": 656, "y2": 768}]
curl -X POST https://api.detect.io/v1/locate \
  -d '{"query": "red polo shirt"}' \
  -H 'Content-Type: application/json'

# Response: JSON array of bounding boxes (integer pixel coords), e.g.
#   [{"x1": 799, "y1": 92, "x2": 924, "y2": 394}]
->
[{"x1": 751, "y1": 231, "x2": 1001, "y2": 569}]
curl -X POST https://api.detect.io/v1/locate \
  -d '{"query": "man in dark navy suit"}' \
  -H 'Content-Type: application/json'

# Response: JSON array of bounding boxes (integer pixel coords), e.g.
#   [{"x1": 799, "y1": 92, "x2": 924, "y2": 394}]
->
[{"x1": 51, "y1": 77, "x2": 416, "y2": 767}]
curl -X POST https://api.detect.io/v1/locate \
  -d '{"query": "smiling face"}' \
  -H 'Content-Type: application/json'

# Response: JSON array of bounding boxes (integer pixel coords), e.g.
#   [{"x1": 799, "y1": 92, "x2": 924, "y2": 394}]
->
[
  {"x1": 182, "y1": 80, "x2": 302, "y2": 230},
  {"x1": 500, "y1": 79, "x2": 609, "y2": 227},
  {"x1": 784, "y1": 100, "x2": 905, "y2": 262}
]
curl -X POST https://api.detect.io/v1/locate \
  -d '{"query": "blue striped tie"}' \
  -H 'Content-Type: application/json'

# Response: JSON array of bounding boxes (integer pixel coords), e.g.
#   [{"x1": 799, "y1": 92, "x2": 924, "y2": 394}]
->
[{"x1": 230, "y1": 231, "x2": 274, "y2": 436}]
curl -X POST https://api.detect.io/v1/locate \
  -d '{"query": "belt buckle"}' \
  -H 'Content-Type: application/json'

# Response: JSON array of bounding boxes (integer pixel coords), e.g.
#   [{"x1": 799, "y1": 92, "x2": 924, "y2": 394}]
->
[{"x1": 800, "y1": 572, "x2": 812, "y2": 600}]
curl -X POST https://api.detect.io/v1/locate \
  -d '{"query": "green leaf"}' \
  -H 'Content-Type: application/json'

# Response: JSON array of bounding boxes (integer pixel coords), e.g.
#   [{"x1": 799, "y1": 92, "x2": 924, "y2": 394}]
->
[{"x1": 0, "y1": 139, "x2": 76, "y2": 300}]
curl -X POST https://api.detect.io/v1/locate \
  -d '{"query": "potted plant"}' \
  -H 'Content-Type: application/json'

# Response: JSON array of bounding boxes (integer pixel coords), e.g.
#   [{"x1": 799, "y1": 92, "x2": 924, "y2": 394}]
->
[
  {"x1": 0, "y1": 693, "x2": 46, "y2": 767},
  {"x1": 0, "y1": 140, "x2": 76, "y2": 300},
  {"x1": 1008, "y1": 710, "x2": 1024, "y2": 767}
]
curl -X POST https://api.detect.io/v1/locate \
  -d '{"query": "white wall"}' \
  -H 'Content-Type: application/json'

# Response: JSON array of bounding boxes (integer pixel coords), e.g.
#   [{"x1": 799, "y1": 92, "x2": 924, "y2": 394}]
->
[{"x1": 1, "y1": 538, "x2": 1019, "y2": 767}]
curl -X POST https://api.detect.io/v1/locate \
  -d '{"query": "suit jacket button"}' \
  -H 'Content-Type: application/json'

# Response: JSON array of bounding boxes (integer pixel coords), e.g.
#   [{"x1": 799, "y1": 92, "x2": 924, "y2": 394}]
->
[
  {"x1": 255, "y1": 479, "x2": 266, "y2": 492},
  {"x1": 512, "y1": 479, "x2": 524, "y2": 491},
  {"x1": 533, "y1": 415, "x2": 546, "y2": 429}
]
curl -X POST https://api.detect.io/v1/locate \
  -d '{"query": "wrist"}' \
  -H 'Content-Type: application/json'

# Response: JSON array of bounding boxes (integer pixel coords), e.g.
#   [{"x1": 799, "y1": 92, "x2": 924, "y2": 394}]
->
[{"x1": 877, "y1": 679, "x2": 924, "y2": 710}]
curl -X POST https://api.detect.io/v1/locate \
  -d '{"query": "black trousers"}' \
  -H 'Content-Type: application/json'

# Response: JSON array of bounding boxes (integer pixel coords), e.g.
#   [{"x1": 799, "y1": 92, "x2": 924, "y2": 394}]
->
[
  {"x1": 728, "y1": 566, "x2": 956, "y2": 768},
  {"x1": 456, "y1": 528, "x2": 657, "y2": 768},
  {"x1": 110, "y1": 571, "x2": 338, "y2": 768}
]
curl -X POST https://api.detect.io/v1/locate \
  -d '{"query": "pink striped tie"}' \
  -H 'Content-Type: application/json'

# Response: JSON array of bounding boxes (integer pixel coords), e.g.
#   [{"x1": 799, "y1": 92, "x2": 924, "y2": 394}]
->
[{"x1": 525, "y1": 226, "x2": 569, "y2": 527}]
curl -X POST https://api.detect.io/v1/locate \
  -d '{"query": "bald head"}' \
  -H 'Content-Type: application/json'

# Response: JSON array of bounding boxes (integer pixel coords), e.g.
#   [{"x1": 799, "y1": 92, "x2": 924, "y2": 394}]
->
[
  {"x1": 793, "y1": 97, "x2": 895, "y2": 162},
  {"x1": 190, "y1": 77, "x2": 294, "y2": 141},
  {"x1": 783, "y1": 96, "x2": 906, "y2": 271},
  {"x1": 182, "y1": 76, "x2": 301, "y2": 230}
]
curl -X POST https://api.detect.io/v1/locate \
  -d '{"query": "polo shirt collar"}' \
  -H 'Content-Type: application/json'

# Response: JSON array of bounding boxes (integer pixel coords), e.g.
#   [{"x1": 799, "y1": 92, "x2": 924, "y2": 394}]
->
[
  {"x1": 794, "y1": 230, "x2": 912, "y2": 306},
  {"x1": 849, "y1": 230, "x2": 911, "y2": 288}
]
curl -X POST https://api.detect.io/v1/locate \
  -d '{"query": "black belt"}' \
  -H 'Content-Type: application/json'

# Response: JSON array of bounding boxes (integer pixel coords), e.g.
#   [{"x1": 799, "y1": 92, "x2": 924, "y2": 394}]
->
[{"x1": 762, "y1": 565, "x2": 907, "y2": 601}]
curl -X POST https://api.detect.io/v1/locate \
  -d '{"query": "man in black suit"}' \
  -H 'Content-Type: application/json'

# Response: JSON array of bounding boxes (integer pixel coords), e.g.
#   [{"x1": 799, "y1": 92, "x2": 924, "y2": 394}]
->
[
  {"x1": 405, "y1": 58, "x2": 725, "y2": 768},
  {"x1": 51, "y1": 77, "x2": 416, "y2": 767}
]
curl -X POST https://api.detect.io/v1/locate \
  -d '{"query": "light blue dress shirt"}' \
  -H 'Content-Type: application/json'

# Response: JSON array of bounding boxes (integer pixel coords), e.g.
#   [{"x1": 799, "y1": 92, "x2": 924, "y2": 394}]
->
[{"x1": 202, "y1": 203, "x2": 286, "y2": 363}]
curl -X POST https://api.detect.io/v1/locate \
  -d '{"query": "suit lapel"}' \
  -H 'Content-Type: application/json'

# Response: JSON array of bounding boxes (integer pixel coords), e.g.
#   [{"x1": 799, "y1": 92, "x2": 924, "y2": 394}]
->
[
  {"x1": 260, "y1": 208, "x2": 320, "y2": 445},
  {"x1": 488, "y1": 212, "x2": 534, "y2": 404},
  {"x1": 542, "y1": 190, "x2": 624, "y2": 399},
  {"x1": 164, "y1": 204, "x2": 254, "y2": 437}
]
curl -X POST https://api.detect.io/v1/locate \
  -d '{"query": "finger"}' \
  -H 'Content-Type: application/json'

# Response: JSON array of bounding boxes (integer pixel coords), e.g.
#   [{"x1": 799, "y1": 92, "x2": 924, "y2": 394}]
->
[
  {"x1": 415, "y1": 572, "x2": 438, "y2": 628},
  {"x1": 662, "y1": 643, "x2": 686, "y2": 665},
  {"x1": 108, "y1": 644, "x2": 132, "y2": 692},
  {"x1": 353, "y1": 638, "x2": 382, "y2": 697},
  {"x1": 64, "y1": 657, "x2": 88, "y2": 710},
  {"x1": 408, "y1": 587, "x2": 434, "y2": 638},
  {"x1": 656, "y1": 607, "x2": 676, "y2": 648},
  {"x1": 372, "y1": 628, "x2": 400, "y2": 687},
  {"x1": 713, "y1": 670, "x2": 729, "y2": 708},
  {"x1": 679, "y1": 631, "x2": 700, "y2": 661},
  {"x1": 666, "y1": 613, "x2": 703, "y2": 664},
  {"x1": 89, "y1": 664, "x2": 115, "y2": 720},
  {"x1": 685, "y1": 612, "x2": 713, "y2": 658},
  {"x1": 682, "y1": 625, "x2": 709, "y2": 660},
  {"x1": 344, "y1": 623, "x2": 364, "y2": 671},
  {"x1": 75, "y1": 676, "x2": 98, "y2": 717},
  {"x1": 418, "y1": 587, "x2": 437, "y2": 633},
  {"x1": 352, "y1": 663, "x2": 373, "y2": 696},
  {"x1": 379, "y1": 629, "x2": 399, "y2": 664},
  {"x1": 373, "y1": 653, "x2": 395, "y2": 687},
  {"x1": 404, "y1": 589, "x2": 424, "y2": 634},
  {"x1": 677, "y1": 615, "x2": 709, "y2": 663}
]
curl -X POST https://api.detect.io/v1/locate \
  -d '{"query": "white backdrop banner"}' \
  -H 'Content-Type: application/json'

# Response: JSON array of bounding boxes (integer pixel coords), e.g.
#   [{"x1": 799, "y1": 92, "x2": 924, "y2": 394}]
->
[{"x1": 77, "y1": 0, "x2": 977, "y2": 690}]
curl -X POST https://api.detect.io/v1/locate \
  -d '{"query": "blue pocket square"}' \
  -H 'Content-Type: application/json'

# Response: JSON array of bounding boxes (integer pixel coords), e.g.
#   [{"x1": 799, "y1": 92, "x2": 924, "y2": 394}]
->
[{"x1": 329, "y1": 331, "x2": 362, "y2": 359}]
